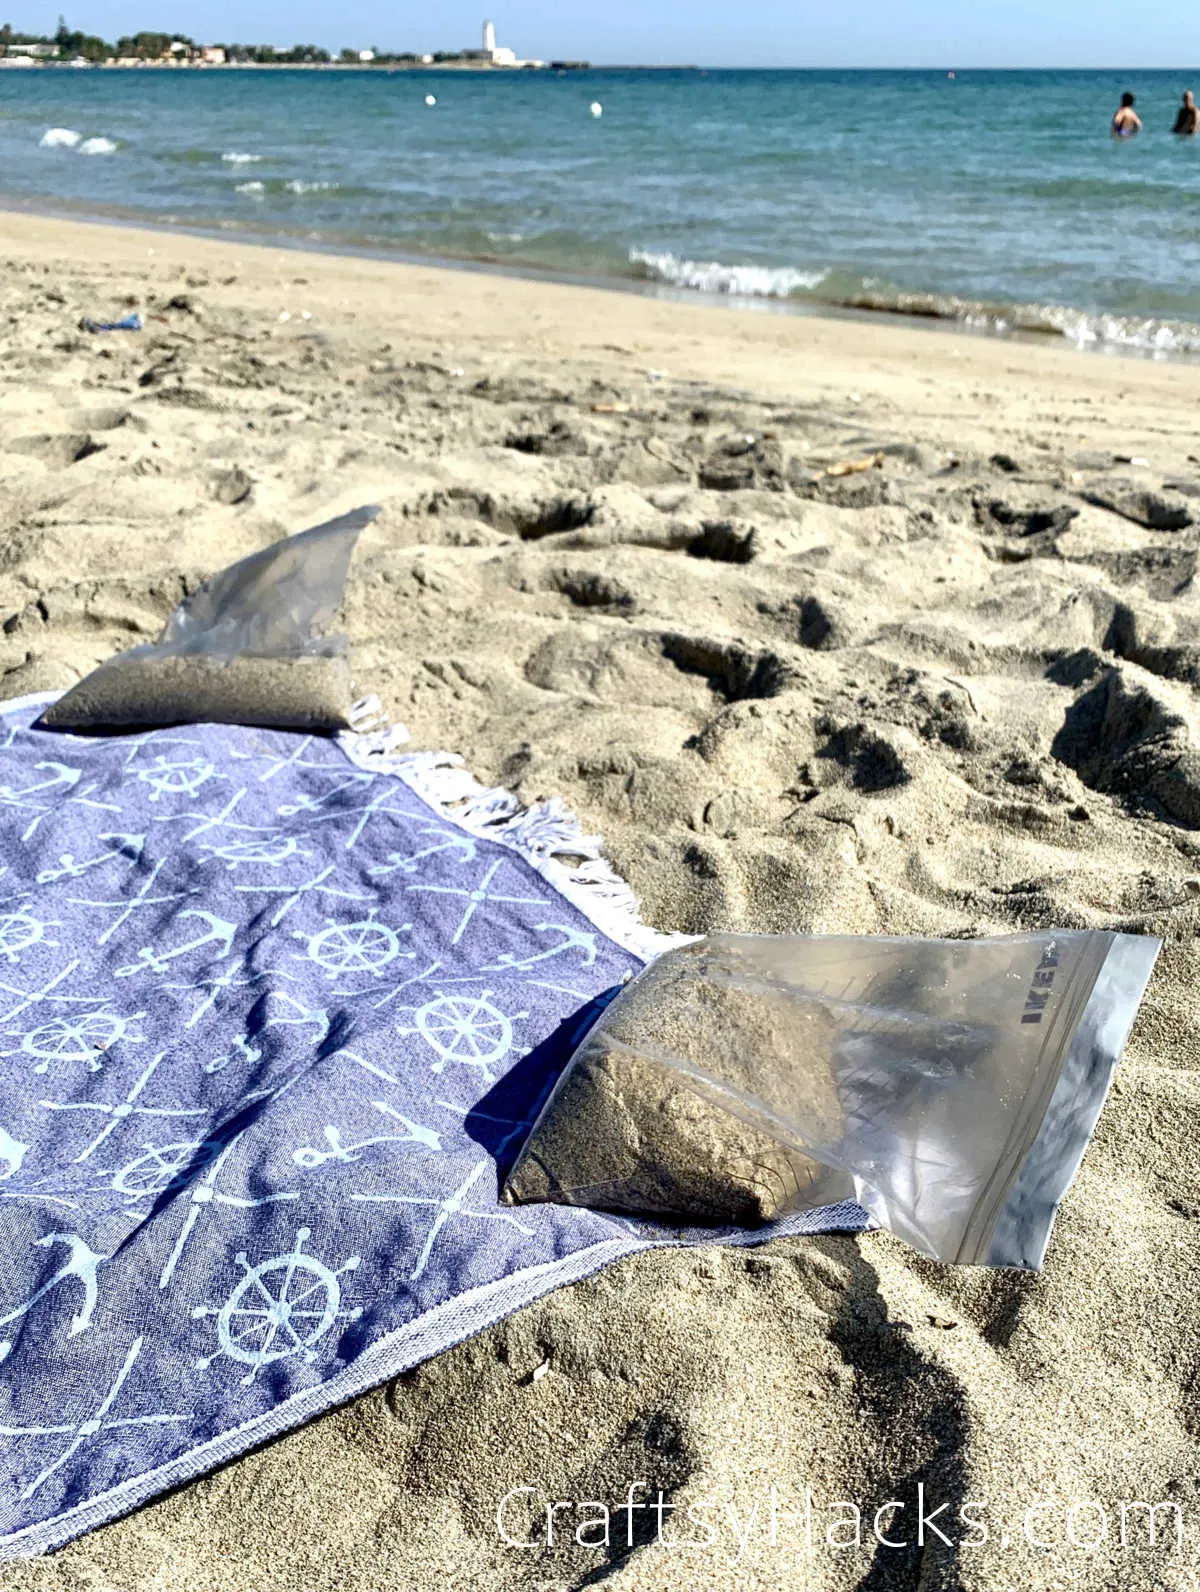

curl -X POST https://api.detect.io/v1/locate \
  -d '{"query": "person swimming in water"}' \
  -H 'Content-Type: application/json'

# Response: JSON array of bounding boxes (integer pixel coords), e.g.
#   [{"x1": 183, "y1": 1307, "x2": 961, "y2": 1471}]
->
[
  {"x1": 1174, "y1": 91, "x2": 1199, "y2": 136},
  {"x1": 1112, "y1": 92, "x2": 1142, "y2": 138}
]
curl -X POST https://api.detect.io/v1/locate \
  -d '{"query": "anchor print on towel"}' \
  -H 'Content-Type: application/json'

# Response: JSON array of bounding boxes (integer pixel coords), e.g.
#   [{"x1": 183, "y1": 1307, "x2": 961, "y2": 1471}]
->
[
  {"x1": 114, "y1": 911, "x2": 237, "y2": 979},
  {"x1": 191, "y1": 1228, "x2": 362, "y2": 1385},
  {"x1": 483, "y1": 923, "x2": 599, "y2": 974},
  {"x1": 367, "y1": 824, "x2": 479, "y2": 879},
  {"x1": 293, "y1": 1100, "x2": 442, "y2": 1170},
  {"x1": 260, "y1": 989, "x2": 332, "y2": 1043},
  {"x1": 0, "y1": 1337, "x2": 185, "y2": 1502},
  {"x1": 203, "y1": 1034, "x2": 263, "y2": 1078},
  {"x1": 36, "y1": 832, "x2": 147, "y2": 888},
  {"x1": 0, "y1": 1233, "x2": 106, "y2": 1364},
  {"x1": 0, "y1": 761, "x2": 82, "y2": 842},
  {"x1": 277, "y1": 770, "x2": 374, "y2": 819},
  {"x1": 353, "y1": 1160, "x2": 536, "y2": 1283}
]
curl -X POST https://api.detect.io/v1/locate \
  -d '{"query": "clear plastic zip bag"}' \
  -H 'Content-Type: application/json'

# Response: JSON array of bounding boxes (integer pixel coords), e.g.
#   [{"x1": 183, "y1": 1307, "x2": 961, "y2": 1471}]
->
[
  {"x1": 41, "y1": 506, "x2": 380, "y2": 733},
  {"x1": 503, "y1": 931, "x2": 1160, "y2": 1270}
]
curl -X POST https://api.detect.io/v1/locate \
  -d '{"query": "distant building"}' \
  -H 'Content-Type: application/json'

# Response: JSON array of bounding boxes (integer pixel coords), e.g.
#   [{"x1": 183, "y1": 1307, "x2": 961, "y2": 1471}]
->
[
  {"x1": 200, "y1": 46, "x2": 226, "y2": 64},
  {"x1": 358, "y1": 48, "x2": 375, "y2": 62},
  {"x1": 5, "y1": 42, "x2": 56, "y2": 57},
  {"x1": 464, "y1": 18, "x2": 542, "y2": 68}
]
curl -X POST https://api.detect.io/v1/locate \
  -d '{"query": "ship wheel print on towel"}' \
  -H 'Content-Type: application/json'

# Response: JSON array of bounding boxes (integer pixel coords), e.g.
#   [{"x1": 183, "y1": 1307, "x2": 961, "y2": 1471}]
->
[
  {"x1": 191, "y1": 1227, "x2": 362, "y2": 1385},
  {"x1": 0, "y1": 910, "x2": 58, "y2": 967},
  {"x1": 293, "y1": 909, "x2": 414, "y2": 983},
  {"x1": 1, "y1": 962, "x2": 146, "y2": 1077},
  {"x1": 395, "y1": 988, "x2": 530, "y2": 1085}
]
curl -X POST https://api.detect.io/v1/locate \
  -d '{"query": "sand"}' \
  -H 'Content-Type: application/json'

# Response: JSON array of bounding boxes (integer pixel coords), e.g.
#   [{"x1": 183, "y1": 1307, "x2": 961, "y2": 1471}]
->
[
  {"x1": 40, "y1": 649, "x2": 357, "y2": 730},
  {"x1": 504, "y1": 940, "x2": 846, "y2": 1225},
  {"x1": 2, "y1": 211, "x2": 1200, "y2": 1591}
]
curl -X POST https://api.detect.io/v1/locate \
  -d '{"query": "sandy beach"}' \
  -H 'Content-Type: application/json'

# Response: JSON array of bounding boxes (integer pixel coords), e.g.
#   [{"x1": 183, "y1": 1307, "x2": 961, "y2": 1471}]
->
[{"x1": 2, "y1": 210, "x2": 1200, "y2": 1590}]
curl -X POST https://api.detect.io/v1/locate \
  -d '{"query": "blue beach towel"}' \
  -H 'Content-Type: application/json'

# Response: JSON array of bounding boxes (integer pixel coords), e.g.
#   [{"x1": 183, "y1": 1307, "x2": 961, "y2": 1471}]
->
[{"x1": 0, "y1": 691, "x2": 868, "y2": 1559}]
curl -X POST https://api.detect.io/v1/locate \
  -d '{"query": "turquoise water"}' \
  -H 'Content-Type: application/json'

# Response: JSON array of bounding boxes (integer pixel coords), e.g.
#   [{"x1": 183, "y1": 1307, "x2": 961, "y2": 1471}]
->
[{"x1": 2, "y1": 67, "x2": 1200, "y2": 352}]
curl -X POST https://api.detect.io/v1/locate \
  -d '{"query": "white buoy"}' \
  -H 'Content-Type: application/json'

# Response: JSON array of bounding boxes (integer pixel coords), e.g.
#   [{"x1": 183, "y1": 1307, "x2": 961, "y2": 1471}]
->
[
  {"x1": 590, "y1": 101, "x2": 603, "y2": 117},
  {"x1": 425, "y1": 94, "x2": 437, "y2": 107}
]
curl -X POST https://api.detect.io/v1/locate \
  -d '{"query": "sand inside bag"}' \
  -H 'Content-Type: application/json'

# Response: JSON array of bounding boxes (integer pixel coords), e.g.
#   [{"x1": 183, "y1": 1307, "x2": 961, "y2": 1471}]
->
[
  {"x1": 505, "y1": 941, "x2": 850, "y2": 1225},
  {"x1": 41, "y1": 649, "x2": 357, "y2": 732}
]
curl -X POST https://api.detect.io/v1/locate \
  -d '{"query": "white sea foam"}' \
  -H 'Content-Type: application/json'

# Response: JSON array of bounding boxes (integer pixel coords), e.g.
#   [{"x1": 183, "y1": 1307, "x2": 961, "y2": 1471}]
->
[
  {"x1": 875, "y1": 287, "x2": 1200, "y2": 358},
  {"x1": 78, "y1": 137, "x2": 118, "y2": 156},
  {"x1": 1019, "y1": 305, "x2": 1200, "y2": 357},
  {"x1": 236, "y1": 181, "x2": 265, "y2": 196},
  {"x1": 630, "y1": 249, "x2": 827, "y2": 300},
  {"x1": 222, "y1": 151, "x2": 262, "y2": 165},
  {"x1": 285, "y1": 180, "x2": 334, "y2": 194},
  {"x1": 40, "y1": 127, "x2": 81, "y2": 149}
]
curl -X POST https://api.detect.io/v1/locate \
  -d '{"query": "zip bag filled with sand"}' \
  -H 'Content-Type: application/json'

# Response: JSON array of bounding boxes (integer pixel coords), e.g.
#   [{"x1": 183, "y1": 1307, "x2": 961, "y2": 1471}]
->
[
  {"x1": 41, "y1": 506, "x2": 380, "y2": 733},
  {"x1": 503, "y1": 931, "x2": 1160, "y2": 1269}
]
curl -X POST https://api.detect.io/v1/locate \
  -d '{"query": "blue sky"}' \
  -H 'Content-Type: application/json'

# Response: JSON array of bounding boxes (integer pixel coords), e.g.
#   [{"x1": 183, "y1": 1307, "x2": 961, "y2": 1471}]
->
[{"x1": 8, "y1": 0, "x2": 1200, "y2": 65}]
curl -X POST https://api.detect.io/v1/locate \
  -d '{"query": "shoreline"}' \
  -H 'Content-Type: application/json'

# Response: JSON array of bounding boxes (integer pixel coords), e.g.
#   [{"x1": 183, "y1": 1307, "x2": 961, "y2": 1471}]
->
[
  {"x1": 0, "y1": 196, "x2": 1195, "y2": 367},
  {"x1": 1, "y1": 206, "x2": 1198, "y2": 454}
]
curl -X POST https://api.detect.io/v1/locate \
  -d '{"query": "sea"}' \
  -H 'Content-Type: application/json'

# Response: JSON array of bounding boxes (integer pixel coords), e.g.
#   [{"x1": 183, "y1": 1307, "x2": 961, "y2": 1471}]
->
[{"x1": 2, "y1": 66, "x2": 1200, "y2": 356}]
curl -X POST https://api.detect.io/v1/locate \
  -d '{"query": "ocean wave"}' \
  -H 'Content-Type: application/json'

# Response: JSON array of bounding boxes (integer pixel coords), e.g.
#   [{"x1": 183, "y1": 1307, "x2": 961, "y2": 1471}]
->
[
  {"x1": 285, "y1": 180, "x2": 335, "y2": 194},
  {"x1": 629, "y1": 246, "x2": 1200, "y2": 357},
  {"x1": 39, "y1": 128, "x2": 81, "y2": 149},
  {"x1": 838, "y1": 285, "x2": 1200, "y2": 356},
  {"x1": 1000, "y1": 304, "x2": 1200, "y2": 357},
  {"x1": 222, "y1": 152, "x2": 262, "y2": 165},
  {"x1": 630, "y1": 248, "x2": 828, "y2": 299},
  {"x1": 235, "y1": 181, "x2": 265, "y2": 196},
  {"x1": 78, "y1": 137, "x2": 118, "y2": 156}
]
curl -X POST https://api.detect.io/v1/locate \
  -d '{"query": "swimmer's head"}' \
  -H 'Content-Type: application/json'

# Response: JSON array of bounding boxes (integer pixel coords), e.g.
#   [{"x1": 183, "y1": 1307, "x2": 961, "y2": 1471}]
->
[
  {"x1": 1121, "y1": 91, "x2": 1136, "y2": 108},
  {"x1": 1185, "y1": 91, "x2": 1196, "y2": 108}
]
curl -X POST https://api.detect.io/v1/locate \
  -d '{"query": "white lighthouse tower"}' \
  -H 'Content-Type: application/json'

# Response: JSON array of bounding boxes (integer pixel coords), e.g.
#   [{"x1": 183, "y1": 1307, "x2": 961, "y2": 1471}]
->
[{"x1": 483, "y1": 19, "x2": 496, "y2": 55}]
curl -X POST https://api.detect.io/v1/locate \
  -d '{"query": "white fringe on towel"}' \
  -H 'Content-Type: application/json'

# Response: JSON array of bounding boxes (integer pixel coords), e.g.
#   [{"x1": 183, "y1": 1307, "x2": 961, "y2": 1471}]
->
[{"x1": 341, "y1": 717, "x2": 689, "y2": 965}]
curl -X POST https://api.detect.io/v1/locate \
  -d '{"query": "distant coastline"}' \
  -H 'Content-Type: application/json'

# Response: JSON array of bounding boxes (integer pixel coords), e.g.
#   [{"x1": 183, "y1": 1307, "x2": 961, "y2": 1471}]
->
[
  {"x1": 0, "y1": 17, "x2": 592, "y2": 71},
  {"x1": 0, "y1": 60, "x2": 600, "y2": 71}
]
